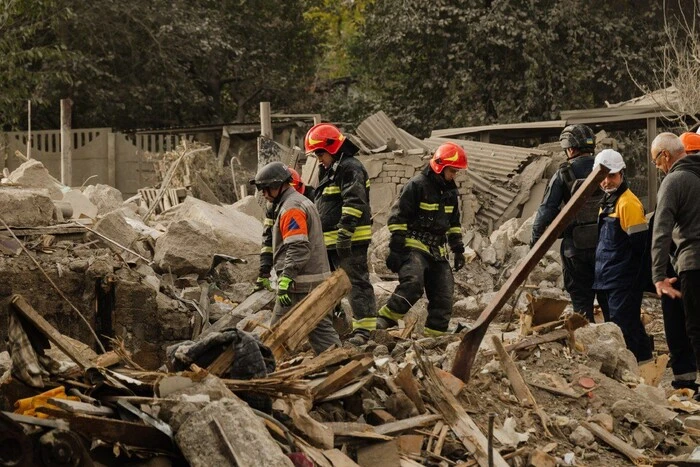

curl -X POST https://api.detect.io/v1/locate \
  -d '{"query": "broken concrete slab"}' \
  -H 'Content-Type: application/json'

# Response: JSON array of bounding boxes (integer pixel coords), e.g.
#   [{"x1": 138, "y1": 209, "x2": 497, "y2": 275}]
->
[
  {"x1": 153, "y1": 219, "x2": 218, "y2": 276},
  {"x1": 0, "y1": 187, "x2": 55, "y2": 227},
  {"x1": 176, "y1": 396, "x2": 294, "y2": 467},
  {"x1": 83, "y1": 184, "x2": 124, "y2": 216},
  {"x1": 90, "y1": 207, "x2": 153, "y2": 262},
  {"x1": 231, "y1": 195, "x2": 264, "y2": 221},
  {"x1": 6, "y1": 159, "x2": 65, "y2": 200},
  {"x1": 575, "y1": 323, "x2": 639, "y2": 380},
  {"x1": 62, "y1": 189, "x2": 98, "y2": 219}
]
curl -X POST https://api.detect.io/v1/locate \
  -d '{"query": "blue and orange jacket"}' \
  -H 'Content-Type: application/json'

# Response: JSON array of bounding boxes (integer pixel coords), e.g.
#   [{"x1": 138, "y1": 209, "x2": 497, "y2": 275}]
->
[{"x1": 593, "y1": 181, "x2": 648, "y2": 290}]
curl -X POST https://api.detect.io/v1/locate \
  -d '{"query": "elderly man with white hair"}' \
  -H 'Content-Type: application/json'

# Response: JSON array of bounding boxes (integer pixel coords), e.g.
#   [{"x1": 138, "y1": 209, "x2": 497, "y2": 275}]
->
[{"x1": 593, "y1": 149, "x2": 653, "y2": 363}]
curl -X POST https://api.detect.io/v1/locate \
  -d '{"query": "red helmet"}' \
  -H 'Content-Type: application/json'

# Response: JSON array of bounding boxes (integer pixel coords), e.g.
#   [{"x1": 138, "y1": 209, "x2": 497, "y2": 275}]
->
[
  {"x1": 304, "y1": 123, "x2": 345, "y2": 156},
  {"x1": 429, "y1": 142, "x2": 468, "y2": 174},
  {"x1": 287, "y1": 167, "x2": 305, "y2": 194}
]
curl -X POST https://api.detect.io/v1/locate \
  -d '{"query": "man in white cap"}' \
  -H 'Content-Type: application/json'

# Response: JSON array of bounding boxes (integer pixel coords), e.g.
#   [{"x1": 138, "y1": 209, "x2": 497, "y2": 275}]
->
[{"x1": 593, "y1": 149, "x2": 653, "y2": 363}]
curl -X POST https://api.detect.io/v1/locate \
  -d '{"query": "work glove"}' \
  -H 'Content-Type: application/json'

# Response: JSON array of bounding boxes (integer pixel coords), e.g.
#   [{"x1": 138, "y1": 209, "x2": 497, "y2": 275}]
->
[
  {"x1": 336, "y1": 229, "x2": 353, "y2": 259},
  {"x1": 277, "y1": 276, "x2": 293, "y2": 307},
  {"x1": 453, "y1": 253, "x2": 466, "y2": 272},
  {"x1": 252, "y1": 276, "x2": 273, "y2": 293},
  {"x1": 386, "y1": 250, "x2": 406, "y2": 273}
]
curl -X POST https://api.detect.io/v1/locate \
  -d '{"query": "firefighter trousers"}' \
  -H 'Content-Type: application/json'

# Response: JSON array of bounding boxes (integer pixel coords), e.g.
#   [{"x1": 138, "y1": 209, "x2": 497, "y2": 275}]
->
[
  {"x1": 328, "y1": 245, "x2": 378, "y2": 332},
  {"x1": 381, "y1": 250, "x2": 454, "y2": 335}
]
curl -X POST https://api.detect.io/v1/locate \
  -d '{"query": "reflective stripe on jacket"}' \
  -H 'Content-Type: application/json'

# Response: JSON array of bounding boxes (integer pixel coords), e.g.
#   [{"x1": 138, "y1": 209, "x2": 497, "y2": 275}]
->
[
  {"x1": 387, "y1": 166, "x2": 463, "y2": 259},
  {"x1": 315, "y1": 155, "x2": 372, "y2": 248},
  {"x1": 272, "y1": 187, "x2": 330, "y2": 290},
  {"x1": 593, "y1": 185, "x2": 648, "y2": 290}
]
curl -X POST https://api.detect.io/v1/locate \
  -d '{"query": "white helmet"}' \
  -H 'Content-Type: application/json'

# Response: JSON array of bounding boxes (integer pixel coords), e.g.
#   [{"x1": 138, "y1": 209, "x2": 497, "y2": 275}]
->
[{"x1": 594, "y1": 149, "x2": 626, "y2": 174}]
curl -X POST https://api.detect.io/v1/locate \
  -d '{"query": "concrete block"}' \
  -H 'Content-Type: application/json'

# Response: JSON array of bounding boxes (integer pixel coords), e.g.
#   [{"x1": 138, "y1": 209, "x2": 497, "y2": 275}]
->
[
  {"x1": 91, "y1": 208, "x2": 153, "y2": 262},
  {"x1": 176, "y1": 397, "x2": 294, "y2": 467},
  {"x1": 7, "y1": 159, "x2": 65, "y2": 200},
  {"x1": 0, "y1": 187, "x2": 55, "y2": 227},
  {"x1": 154, "y1": 220, "x2": 218, "y2": 276},
  {"x1": 575, "y1": 323, "x2": 639, "y2": 379},
  {"x1": 83, "y1": 184, "x2": 123, "y2": 215}
]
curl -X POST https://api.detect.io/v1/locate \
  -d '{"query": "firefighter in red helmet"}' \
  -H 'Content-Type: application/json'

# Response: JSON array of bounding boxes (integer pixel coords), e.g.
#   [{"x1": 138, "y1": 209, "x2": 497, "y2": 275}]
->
[
  {"x1": 304, "y1": 123, "x2": 377, "y2": 345},
  {"x1": 378, "y1": 142, "x2": 468, "y2": 336}
]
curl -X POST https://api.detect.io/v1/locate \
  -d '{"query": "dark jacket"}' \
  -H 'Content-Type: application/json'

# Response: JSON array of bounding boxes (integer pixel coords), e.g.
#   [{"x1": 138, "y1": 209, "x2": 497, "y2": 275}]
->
[
  {"x1": 531, "y1": 154, "x2": 595, "y2": 245},
  {"x1": 652, "y1": 154, "x2": 700, "y2": 282},
  {"x1": 315, "y1": 154, "x2": 372, "y2": 248},
  {"x1": 593, "y1": 182, "x2": 648, "y2": 290},
  {"x1": 387, "y1": 166, "x2": 464, "y2": 259}
]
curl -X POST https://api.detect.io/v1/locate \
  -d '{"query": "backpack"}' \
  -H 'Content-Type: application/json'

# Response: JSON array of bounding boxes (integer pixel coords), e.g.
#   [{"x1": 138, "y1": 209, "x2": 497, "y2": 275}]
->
[{"x1": 560, "y1": 162, "x2": 604, "y2": 249}]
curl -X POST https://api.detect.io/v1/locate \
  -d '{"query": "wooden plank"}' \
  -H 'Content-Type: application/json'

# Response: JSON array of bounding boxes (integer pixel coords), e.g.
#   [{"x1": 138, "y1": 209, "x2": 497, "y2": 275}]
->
[
  {"x1": 582, "y1": 420, "x2": 650, "y2": 465},
  {"x1": 491, "y1": 336, "x2": 552, "y2": 436},
  {"x1": 67, "y1": 413, "x2": 173, "y2": 452},
  {"x1": 393, "y1": 364, "x2": 426, "y2": 414},
  {"x1": 207, "y1": 347, "x2": 235, "y2": 377},
  {"x1": 271, "y1": 347, "x2": 361, "y2": 379},
  {"x1": 323, "y1": 449, "x2": 361, "y2": 467},
  {"x1": 357, "y1": 440, "x2": 401, "y2": 467},
  {"x1": 263, "y1": 269, "x2": 352, "y2": 360},
  {"x1": 47, "y1": 398, "x2": 114, "y2": 416},
  {"x1": 367, "y1": 409, "x2": 396, "y2": 425},
  {"x1": 491, "y1": 335, "x2": 532, "y2": 406},
  {"x1": 290, "y1": 397, "x2": 334, "y2": 449},
  {"x1": 318, "y1": 375, "x2": 372, "y2": 402},
  {"x1": 397, "y1": 435, "x2": 424, "y2": 455},
  {"x1": 11, "y1": 294, "x2": 91, "y2": 369},
  {"x1": 313, "y1": 356, "x2": 374, "y2": 400},
  {"x1": 451, "y1": 164, "x2": 609, "y2": 382},
  {"x1": 417, "y1": 352, "x2": 509, "y2": 467},
  {"x1": 374, "y1": 414, "x2": 443, "y2": 436}
]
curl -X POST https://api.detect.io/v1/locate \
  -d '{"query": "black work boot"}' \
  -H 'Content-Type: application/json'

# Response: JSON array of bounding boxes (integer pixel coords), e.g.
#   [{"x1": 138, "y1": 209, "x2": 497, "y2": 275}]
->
[
  {"x1": 346, "y1": 329, "x2": 370, "y2": 346},
  {"x1": 376, "y1": 316, "x2": 398, "y2": 330}
]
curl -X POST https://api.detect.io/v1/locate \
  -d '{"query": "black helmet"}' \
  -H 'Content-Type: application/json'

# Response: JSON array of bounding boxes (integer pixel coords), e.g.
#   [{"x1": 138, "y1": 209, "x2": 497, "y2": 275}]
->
[
  {"x1": 250, "y1": 161, "x2": 292, "y2": 190},
  {"x1": 559, "y1": 124, "x2": 595, "y2": 152}
]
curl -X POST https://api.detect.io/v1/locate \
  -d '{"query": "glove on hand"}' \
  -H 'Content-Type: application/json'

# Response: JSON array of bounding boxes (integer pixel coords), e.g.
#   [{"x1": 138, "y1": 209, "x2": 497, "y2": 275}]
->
[
  {"x1": 252, "y1": 276, "x2": 273, "y2": 293},
  {"x1": 453, "y1": 253, "x2": 466, "y2": 272},
  {"x1": 277, "y1": 276, "x2": 293, "y2": 306},
  {"x1": 336, "y1": 230, "x2": 353, "y2": 259},
  {"x1": 386, "y1": 250, "x2": 406, "y2": 273}
]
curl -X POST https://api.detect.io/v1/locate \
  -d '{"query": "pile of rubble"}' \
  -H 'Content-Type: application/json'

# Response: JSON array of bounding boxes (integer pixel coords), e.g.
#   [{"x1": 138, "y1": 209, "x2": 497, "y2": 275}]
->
[{"x1": 1, "y1": 146, "x2": 700, "y2": 466}]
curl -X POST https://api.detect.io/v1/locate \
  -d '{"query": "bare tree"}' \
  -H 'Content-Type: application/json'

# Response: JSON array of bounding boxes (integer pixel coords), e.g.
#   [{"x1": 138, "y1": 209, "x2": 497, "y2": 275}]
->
[{"x1": 628, "y1": 0, "x2": 700, "y2": 130}]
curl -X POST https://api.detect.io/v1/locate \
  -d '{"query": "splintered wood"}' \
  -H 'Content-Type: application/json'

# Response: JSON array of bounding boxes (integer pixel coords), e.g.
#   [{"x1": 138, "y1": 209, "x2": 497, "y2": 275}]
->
[{"x1": 262, "y1": 269, "x2": 351, "y2": 360}]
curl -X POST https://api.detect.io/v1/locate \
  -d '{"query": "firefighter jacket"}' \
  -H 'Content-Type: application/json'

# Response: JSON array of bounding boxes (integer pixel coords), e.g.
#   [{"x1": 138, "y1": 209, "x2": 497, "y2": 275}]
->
[
  {"x1": 387, "y1": 166, "x2": 464, "y2": 259},
  {"x1": 315, "y1": 155, "x2": 372, "y2": 249},
  {"x1": 270, "y1": 187, "x2": 330, "y2": 292},
  {"x1": 259, "y1": 185, "x2": 316, "y2": 277},
  {"x1": 593, "y1": 181, "x2": 649, "y2": 290}
]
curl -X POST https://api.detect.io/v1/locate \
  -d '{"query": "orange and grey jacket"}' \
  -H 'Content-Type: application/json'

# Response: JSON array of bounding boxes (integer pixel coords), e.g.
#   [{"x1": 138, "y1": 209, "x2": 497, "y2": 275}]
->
[
  {"x1": 259, "y1": 186, "x2": 315, "y2": 277},
  {"x1": 314, "y1": 155, "x2": 372, "y2": 248},
  {"x1": 387, "y1": 166, "x2": 464, "y2": 259},
  {"x1": 271, "y1": 187, "x2": 330, "y2": 291}
]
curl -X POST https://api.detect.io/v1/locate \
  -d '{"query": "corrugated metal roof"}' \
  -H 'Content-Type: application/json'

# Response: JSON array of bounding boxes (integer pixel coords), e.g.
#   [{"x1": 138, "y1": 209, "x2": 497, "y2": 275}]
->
[
  {"x1": 356, "y1": 111, "x2": 430, "y2": 151},
  {"x1": 431, "y1": 120, "x2": 568, "y2": 138},
  {"x1": 424, "y1": 137, "x2": 550, "y2": 180}
]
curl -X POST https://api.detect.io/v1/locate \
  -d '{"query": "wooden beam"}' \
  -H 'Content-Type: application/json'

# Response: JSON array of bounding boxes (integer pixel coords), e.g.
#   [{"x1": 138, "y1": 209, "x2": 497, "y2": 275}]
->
[
  {"x1": 451, "y1": 164, "x2": 609, "y2": 382},
  {"x1": 393, "y1": 364, "x2": 426, "y2": 414},
  {"x1": 582, "y1": 420, "x2": 650, "y2": 465},
  {"x1": 263, "y1": 269, "x2": 352, "y2": 360},
  {"x1": 417, "y1": 350, "x2": 509, "y2": 467},
  {"x1": 313, "y1": 356, "x2": 374, "y2": 401},
  {"x1": 11, "y1": 294, "x2": 91, "y2": 369},
  {"x1": 374, "y1": 414, "x2": 443, "y2": 436}
]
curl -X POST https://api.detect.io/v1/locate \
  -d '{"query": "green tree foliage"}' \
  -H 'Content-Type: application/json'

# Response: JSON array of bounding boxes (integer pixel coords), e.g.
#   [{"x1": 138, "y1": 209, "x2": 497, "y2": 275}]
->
[
  {"x1": 340, "y1": 0, "x2": 667, "y2": 136},
  {"x1": 1, "y1": 0, "x2": 318, "y2": 130}
]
